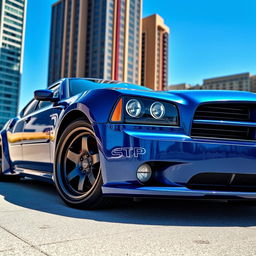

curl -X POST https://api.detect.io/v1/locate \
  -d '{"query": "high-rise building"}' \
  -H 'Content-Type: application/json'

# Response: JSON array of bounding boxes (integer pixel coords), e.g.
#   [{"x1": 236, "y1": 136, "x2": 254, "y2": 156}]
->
[
  {"x1": 141, "y1": 14, "x2": 169, "y2": 90},
  {"x1": 48, "y1": 0, "x2": 65, "y2": 85},
  {"x1": 0, "y1": 0, "x2": 26, "y2": 129},
  {"x1": 48, "y1": 0, "x2": 142, "y2": 85}
]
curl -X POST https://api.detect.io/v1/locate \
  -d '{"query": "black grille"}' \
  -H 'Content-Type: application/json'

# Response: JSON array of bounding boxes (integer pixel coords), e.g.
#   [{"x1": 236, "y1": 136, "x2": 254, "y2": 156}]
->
[
  {"x1": 187, "y1": 173, "x2": 256, "y2": 192},
  {"x1": 194, "y1": 103, "x2": 251, "y2": 121},
  {"x1": 191, "y1": 103, "x2": 256, "y2": 141},
  {"x1": 191, "y1": 123, "x2": 254, "y2": 141}
]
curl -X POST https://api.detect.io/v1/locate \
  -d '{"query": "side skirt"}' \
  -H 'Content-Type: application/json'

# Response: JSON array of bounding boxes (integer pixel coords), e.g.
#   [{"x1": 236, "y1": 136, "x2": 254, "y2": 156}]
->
[{"x1": 15, "y1": 168, "x2": 54, "y2": 183}]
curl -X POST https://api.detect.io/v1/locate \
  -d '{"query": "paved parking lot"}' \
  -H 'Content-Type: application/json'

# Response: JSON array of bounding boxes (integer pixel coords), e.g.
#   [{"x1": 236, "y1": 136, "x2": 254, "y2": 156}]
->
[{"x1": 1, "y1": 179, "x2": 256, "y2": 255}]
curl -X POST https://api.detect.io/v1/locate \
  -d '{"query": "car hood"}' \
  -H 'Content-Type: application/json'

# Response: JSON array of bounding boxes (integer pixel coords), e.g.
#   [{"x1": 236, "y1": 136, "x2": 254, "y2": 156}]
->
[
  {"x1": 168, "y1": 90, "x2": 256, "y2": 104},
  {"x1": 115, "y1": 89, "x2": 256, "y2": 105}
]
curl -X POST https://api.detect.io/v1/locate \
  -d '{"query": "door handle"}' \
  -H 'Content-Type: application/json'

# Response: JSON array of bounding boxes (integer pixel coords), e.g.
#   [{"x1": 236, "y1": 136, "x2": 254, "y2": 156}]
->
[{"x1": 25, "y1": 116, "x2": 31, "y2": 123}]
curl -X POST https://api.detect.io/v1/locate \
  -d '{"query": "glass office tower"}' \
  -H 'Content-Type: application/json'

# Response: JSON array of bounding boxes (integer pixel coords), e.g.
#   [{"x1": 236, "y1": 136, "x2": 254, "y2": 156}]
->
[{"x1": 0, "y1": 0, "x2": 26, "y2": 129}]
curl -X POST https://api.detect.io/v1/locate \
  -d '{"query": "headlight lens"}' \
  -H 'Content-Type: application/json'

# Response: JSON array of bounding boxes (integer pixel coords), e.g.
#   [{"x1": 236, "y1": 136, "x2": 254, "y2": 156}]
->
[
  {"x1": 150, "y1": 102, "x2": 165, "y2": 119},
  {"x1": 111, "y1": 97, "x2": 179, "y2": 126},
  {"x1": 126, "y1": 99, "x2": 142, "y2": 118}
]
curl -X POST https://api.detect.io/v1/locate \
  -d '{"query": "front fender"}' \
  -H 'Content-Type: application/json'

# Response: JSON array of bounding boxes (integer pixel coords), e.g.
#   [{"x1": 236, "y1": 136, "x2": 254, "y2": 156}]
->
[{"x1": 77, "y1": 89, "x2": 122, "y2": 123}]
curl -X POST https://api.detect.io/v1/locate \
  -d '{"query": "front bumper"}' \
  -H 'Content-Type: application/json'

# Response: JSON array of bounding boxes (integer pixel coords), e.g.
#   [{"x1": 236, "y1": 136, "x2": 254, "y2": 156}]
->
[
  {"x1": 95, "y1": 123, "x2": 256, "y2": 199},
  {"x1": 102, "y1": 185, "x2": 256, "y2": 199}
]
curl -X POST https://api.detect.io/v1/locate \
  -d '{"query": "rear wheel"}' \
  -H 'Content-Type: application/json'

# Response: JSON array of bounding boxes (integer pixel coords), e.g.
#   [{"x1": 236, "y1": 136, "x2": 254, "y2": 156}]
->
[
  {"x1": 55, "y1": 119, "x2": 110, "y2": 209},
  {"x1": 0, "y1": 144, "x2": 20, "y2": 182}
]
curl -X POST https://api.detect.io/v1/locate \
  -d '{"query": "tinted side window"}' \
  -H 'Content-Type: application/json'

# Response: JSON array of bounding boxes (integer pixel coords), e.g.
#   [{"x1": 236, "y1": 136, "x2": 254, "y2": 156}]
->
[
  {"x1": 69, "y1": 80, "x2": 98, "y2": 96},
  {"x1": 37, "y1": 100, "x2": 52, "y2": 111},
  {"x1": 53, "y1": 85, "x2": 60, "y2": 99},
  {"x1": 23, "y1": 100, "x2": 38, "y2": 117},
  {"x1": 69, "y1": 79, "x2": 151, "y2": 97},
  {"x1": 36, "y1": 84, "x2": 60, "y2": 111}
]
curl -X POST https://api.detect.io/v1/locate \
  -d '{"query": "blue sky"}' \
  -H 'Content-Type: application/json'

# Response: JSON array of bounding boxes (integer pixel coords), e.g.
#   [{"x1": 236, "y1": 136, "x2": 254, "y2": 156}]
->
[{"x1": 20, "y1": 0, "x2": 256, "y2": 109}]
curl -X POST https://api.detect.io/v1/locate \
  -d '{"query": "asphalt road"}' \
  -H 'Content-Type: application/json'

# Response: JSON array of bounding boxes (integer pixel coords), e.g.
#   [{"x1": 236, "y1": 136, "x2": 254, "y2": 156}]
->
[{"x1": 1, "y1": 179, "x2": 256, "y2": 256}]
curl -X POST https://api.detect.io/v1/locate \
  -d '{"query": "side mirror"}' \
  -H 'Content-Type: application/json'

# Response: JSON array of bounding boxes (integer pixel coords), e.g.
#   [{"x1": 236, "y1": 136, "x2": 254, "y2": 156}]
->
[{"x1": 34, "y1": 89, "x2": 58, "y2": 102}]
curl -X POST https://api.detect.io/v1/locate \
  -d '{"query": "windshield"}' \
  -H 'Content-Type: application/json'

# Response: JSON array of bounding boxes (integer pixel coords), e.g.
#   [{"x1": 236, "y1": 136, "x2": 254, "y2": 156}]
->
[{"x1": 69, "y1": 79, "x2": 152, "y2": 96}]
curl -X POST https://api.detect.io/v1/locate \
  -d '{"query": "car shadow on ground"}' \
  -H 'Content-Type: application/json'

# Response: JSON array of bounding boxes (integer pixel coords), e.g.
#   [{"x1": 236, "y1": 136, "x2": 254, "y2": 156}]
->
[{"x1": 1, "y1": 178, "x2": 256, "y2": 227}]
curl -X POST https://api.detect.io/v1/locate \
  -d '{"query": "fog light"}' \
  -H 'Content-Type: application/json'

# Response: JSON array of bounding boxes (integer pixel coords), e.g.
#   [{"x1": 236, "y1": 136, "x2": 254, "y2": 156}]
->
[{"x1": 137, "y1": 164, "x2": 152, "y2": 183}]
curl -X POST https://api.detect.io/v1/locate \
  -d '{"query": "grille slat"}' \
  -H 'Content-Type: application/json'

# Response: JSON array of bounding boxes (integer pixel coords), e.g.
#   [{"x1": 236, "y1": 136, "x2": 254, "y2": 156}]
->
[
  {"x1": 196, "y1": 111, "x2": 249, "y2": 117},
  {"x1": 194, "y1": 115, "x2": 249, "y2": 121},
  {"x1": 199, "y1": 106, "x2": 249, "y2": 112},
  {"x1": 192, "y1": 127, "x2": 249, "y2": 134},
  {"x1": 191, "y1": 103, "x2": 256, "y2": 141},
  {"x1": 196, "y1": 109, "x2": 249, "y2": 115},
  {"x1": 194, "y1": 103, "x2": 251, "y2": 122}
]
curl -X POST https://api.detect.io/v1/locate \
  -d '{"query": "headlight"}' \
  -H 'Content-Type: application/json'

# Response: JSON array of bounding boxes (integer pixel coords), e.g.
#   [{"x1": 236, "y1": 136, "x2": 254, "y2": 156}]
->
[
  {"x1": 150, "y1": 102, "x2": 165, "y2": 119},
  {"x1": 111, "y1": 97, "x2": 179, "y2": 126},
  {"x1": 125, "y1": 99, "x2": 142, "y2": 118}
]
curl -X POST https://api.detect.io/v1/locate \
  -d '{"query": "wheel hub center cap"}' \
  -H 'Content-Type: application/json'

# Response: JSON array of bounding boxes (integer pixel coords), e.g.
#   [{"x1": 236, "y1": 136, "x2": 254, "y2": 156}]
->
[{"x1": 82, "y1": 159, "x2": 89, "y2": 169}]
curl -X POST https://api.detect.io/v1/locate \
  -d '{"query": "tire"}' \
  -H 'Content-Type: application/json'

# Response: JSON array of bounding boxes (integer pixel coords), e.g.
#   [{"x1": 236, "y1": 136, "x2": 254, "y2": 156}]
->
[
  {"x1": 54, "y1": 119, "x2": 111, "y2": 209},
  {"x1": 0, "y1": 145, "x2": 20, "y2": 182}
]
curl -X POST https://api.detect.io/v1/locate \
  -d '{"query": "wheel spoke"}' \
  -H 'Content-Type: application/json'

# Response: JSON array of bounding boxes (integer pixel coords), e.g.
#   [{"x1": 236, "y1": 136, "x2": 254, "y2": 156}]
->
[
  {"x1": 81, "y1": 136, "x2": 89, "y2": 153},
  {"x1": 87, "y1": 171, "x2": 96, "y2": 185},
  {"x1": 78, "y1": 174, "x2": 86, "y2": 192},
  {"x1": 67, "y1": 149, "x2": 80, "y2": 164},
  {"x1": 91, "y1": 153, "x2": 99, "y2": 165},
  {"x1": 67, "y1": 168, "x2": 79, "y2": 182},
  {"x1": 62, "y1": 130, "x2": 101, "y2": 196}
]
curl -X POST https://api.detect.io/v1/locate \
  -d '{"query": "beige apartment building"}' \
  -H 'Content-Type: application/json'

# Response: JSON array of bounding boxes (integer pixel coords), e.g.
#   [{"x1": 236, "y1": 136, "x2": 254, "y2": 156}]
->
[
  {"x1": 203, "y1": 73, "x2": 253, "y2": 91},
  {"x1": 168, "y1": 83, "x2": 203, "y2": 90},
  {"x1": 251, "y1": 75, "x2": 256, "y2": 92},
  {"x1": 168, "y1": 73, "x2": 256, "y2": 92},
  {"x1": 168, "y1": 83, "x2": 192, "y2": 90},
  {"x1": 141, "y1": 14, "x2": 169, "y2": 90}
]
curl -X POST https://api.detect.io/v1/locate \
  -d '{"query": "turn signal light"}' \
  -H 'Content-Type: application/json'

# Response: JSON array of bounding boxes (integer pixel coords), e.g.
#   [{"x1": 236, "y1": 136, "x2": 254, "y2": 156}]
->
[{"x1": 111, "y1": 98, "x2": 123, "y2": 122}]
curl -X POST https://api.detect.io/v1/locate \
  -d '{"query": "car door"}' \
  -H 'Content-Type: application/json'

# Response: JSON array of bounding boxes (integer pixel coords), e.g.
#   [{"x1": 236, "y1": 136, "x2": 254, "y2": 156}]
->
[
  {"x1": 21, "y1": 101, "x2": 52, "y2": 170},
  {"x1": 21, "y1": 85, "x2": 61, "y2": 172},
  {"x1": 7, "y1": 99, "x2": 38, "y2": 164}
]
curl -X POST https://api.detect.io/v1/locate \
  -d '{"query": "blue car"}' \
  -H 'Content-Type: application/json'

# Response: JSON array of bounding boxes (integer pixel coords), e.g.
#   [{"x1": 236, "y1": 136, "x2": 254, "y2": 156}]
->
[{"x1": 1, "y1": 78, "x2": 256, "y2": 209}]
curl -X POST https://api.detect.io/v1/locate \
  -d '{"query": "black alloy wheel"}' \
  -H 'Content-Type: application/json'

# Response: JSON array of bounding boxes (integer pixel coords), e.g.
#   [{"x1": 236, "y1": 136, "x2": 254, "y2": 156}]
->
[
  {"x1": 55, "y1": 119, "x2": 110, "y2": 209},
  {"x1": 0, "y1": 146, "x2": 20, "y2": 182}
]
